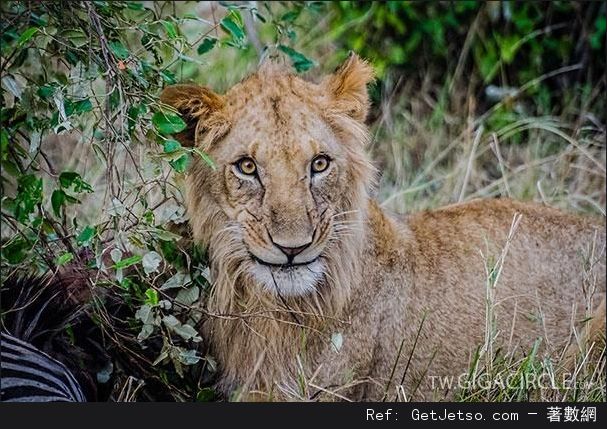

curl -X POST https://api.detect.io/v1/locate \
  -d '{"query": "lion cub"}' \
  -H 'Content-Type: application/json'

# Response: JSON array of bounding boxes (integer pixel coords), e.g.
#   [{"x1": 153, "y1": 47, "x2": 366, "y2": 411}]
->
[{"x1": 161, "y1": 54, "x2": 605, "y2": 401}]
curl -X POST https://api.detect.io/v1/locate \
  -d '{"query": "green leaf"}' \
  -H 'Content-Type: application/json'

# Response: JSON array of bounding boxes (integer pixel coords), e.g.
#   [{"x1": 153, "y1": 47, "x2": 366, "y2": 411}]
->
[
  {"x1": 192, "y1": 148, "x2": 216, "y2": 170},
  {"x1": 126, "y1": 2, "x2": 144, "y2": 10},
  {"x1": 13, "y1": 175, "x2": 43, "y2": 223},
  {"x1": 51, "y1": 189, "x2": 66, "y2": 216},
  {"x1": 196, "y1": 388, "x2": 215, "y2": 402},
  {"x1": 108, "y1": 88, "x2": 120, "y2": 111},
  {"x1": 37, "y1": 84, "x2": 56, "y2": 99},
  {"x1": 119, "y1": 278, "x2": 133, "y2": 291},
  {"x1": 152, "y1": 229, "x2": 182, "y2": 242},
  {"x1": 169, "y1": 153, "x2": 189, "y2": 173},
  {"x1": 144, "y1": 288, "x2": 159, "y2": 306},
  {"x1": 59, "y1": 171, "x2": 93, "y2": 192},
  {"x1": 278, "y1": 45, "x2": 315, "y2": 72},
  {"x1": 142, "y1": 251, "x2": 162, "y2": 274},
  {"x1": 162, "y1": 20, "x2": 178, "y2": 39},
  {"x1": 109, "y1": 40, "x2": 129, "y2": 60},
  {"x1": 178, "y1": 348, "x2": 201, "y2": 365},
  {"x1": 2, "y1": 238, "x2": 32, "y2": 264},
  {"x1": 330, "y1": 332, "x2": 343, "y2": 352},
  {"x1": 59, "y1": 172, "x2": 78, "y2": 188},
  {"x1": 142, "y1": 209, "x2": 155, "y2": 225},
  {"x1": 77, "y1": 225, "x2": 96, "y2": 246},
  {"x1": 60, "y1": 98, "x2": 93, "y2": 117},
  {"x1": 162, "y1": 314, "x2": 180, "y2": 328},
  {"x1": 114, "y1": 254, "x2": 143, "y2": 269},
  {"x1": 17, "y1": 27, "x2": 39, "y2": 46},
  {"x1": 127, "y1": 103, "x2": 147, "y2": 132},
  {"x1": 163, "y1": 139, "x2": 181, "y2": 153},
  {"x1": 56, "y1": 252, "x2": 74, "y2": 266},
  {"x1": 3, "y1": 75, "x2": 24, "y2": 99},
  {"x1": 162, "y1": 316, "x2": 200, "y2": 341},
  {"x1": 197, "y1": 37, "x2": 217, "y2": 55},
  {"x1": 137, "y1": 324, "x2": 155, "y2": 341},
  {"x1": 152, "y1": 347, "x2": 169, "y2": 365},
  {"x1": 135, "y1": 304, "x2": 154, "y2": 325},
  {"x1": 152, "y1": 111, "x2": 186, "y2": 134},
  {"x1": 2, "y1": 159, "x2": 20, "y2": 178},
  {"x1": 173, "y1": 323, "x2": 200, "y2": 342},
  {"x1": 497, "y1": 35, "x2": 520, "y2": 64},
  {"x1": 175, "y1": 286, "x2": 200, "y2": 306},
  {"x1": 61, "y1": 29, "x2": 88, "y2": 48},
  {"x1": 159, "y1": 69, "x2": 176, "y2": 85},
  {"x1": 160, "y1": 272, "x2": 191, "y2": 290},
  {"x1": 0, "y1": 129, "x2": 8, "y2": 161},
  {"x1": 219, "y1": 16, "x2": 244, "y2": 40},
  {"x1": 280, "y1": 10, "x2": 301, "y2": 23},
  {"x1": 64, "y1": 192, "x2": 79, "y2": 204},
  {"x1": 590, "y1": 15, "x2": 606, "y2": 50},
  {"x1": 72, "y1": 99, "x2": 93, "y2": 114},
  {"x1": 220, "y1": 12, "x2": 246, "y2": 46}
]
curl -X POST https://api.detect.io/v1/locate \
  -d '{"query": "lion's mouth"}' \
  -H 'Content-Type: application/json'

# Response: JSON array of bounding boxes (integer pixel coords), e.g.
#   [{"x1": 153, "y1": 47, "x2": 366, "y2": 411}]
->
[
  {"x1": 249, "y1": 252, "x2": 318, "y2": 269},
  {"x1": 247, "y1": 252, "x2": 326, "y2": 297}
]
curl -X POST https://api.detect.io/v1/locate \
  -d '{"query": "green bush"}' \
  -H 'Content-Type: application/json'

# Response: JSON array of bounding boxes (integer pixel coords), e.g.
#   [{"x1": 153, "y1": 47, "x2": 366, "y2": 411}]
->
[
  {"x1": 0, "y1": 0, "x2": 321, "y2": 401},
  {"x1": 330, "y1": 1, "x2": 605, "y2": 126}
]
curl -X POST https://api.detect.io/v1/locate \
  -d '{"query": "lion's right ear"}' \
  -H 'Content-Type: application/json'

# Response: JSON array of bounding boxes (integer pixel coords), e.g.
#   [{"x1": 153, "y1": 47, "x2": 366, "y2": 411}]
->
[
  {"x1": 159, "y1": 84, "x2": 230, "y2": 148},
  {"x1": 324, "y1": 53, "x2": 375, "y2": 122}
]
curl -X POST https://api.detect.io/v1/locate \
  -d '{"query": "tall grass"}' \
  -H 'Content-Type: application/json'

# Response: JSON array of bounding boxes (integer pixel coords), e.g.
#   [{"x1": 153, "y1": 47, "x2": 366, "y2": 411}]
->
[{"x1": 370, "y1": 71, "x2": 605, "y2": 402}]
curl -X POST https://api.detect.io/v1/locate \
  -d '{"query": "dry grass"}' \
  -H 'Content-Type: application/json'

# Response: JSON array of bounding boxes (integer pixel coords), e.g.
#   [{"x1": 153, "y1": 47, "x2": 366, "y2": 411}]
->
[
  {"x1": 368, "y1": 70, "x2": 606, "y2": 402},
  {"x1": 372, "y1": 74, "x2": 606, "y2": 216}
]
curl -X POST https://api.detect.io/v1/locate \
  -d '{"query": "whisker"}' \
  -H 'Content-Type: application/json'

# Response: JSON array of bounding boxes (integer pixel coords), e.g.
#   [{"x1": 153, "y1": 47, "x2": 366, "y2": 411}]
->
[
  {"x1": 333, "y1": 225, "x2": 363, "y2": 233},
  {"x1": 332, "y1": 220, "x2": 365, "y2": 225},
  {"x1": 331, "y1": 210, "x2": 360, "y2": 219}
]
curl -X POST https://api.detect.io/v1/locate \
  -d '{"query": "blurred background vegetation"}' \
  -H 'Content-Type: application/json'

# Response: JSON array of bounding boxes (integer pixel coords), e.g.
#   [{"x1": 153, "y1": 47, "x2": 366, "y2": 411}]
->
[{"x1": 1, "y1": 1, "x2": 605, "y2": 401}]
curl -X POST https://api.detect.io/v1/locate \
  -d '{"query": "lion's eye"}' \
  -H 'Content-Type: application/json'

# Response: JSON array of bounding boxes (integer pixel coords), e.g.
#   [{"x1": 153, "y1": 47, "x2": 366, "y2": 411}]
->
[
  {"x1": 236, "y1": 157, "x2": 257, "y2": 176},
  {"x1": 311, "y1": 155, "x2": 330, "y2": 174}
]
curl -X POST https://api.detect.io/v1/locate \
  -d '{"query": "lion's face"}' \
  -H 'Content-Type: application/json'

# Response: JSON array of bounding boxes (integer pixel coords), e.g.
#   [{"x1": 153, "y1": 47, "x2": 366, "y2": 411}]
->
[
  {"x1": 208, "y1": 93, "x2": 353, "y2": 296},
  {"x1": 161, "y1": 55, "x2": 374, "y2": 297}
]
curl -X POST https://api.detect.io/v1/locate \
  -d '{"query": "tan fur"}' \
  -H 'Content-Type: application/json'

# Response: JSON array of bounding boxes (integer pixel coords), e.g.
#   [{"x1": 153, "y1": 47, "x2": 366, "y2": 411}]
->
[{"x1": 161, "y1": 55, "x2": 606, "y2": 401}]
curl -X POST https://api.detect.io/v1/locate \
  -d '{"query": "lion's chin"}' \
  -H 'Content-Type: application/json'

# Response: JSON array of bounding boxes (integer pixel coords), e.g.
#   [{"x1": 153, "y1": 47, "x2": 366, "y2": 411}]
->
[{"x1": 249, "y1": 259, "x2": 325, "y2": 297}]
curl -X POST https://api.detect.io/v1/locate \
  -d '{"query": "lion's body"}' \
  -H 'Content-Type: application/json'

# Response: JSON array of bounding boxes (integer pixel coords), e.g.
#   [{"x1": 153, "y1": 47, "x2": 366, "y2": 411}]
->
[
  {"x1": 319, "y1": 198, "x2": 605, "y2": 400},
  {"x1": 161, "y1": 56, "x2": 605, "y2": 401}
]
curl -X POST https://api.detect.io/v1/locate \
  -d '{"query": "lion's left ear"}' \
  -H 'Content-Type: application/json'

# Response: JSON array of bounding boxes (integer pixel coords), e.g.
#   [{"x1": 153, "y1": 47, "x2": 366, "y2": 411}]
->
[
  {"x1": 323, "y1": 53, "x2": 375, "y2": 122},
  {"x1": 160, "y1": 84, "x2": 230, "y2": 148}
]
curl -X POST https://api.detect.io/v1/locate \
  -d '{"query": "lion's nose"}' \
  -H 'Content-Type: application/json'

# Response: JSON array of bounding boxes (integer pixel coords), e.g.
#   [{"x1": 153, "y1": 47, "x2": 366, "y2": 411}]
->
[{"x1": 275, "y1": 242, "x2": 311, "y2": 261}]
